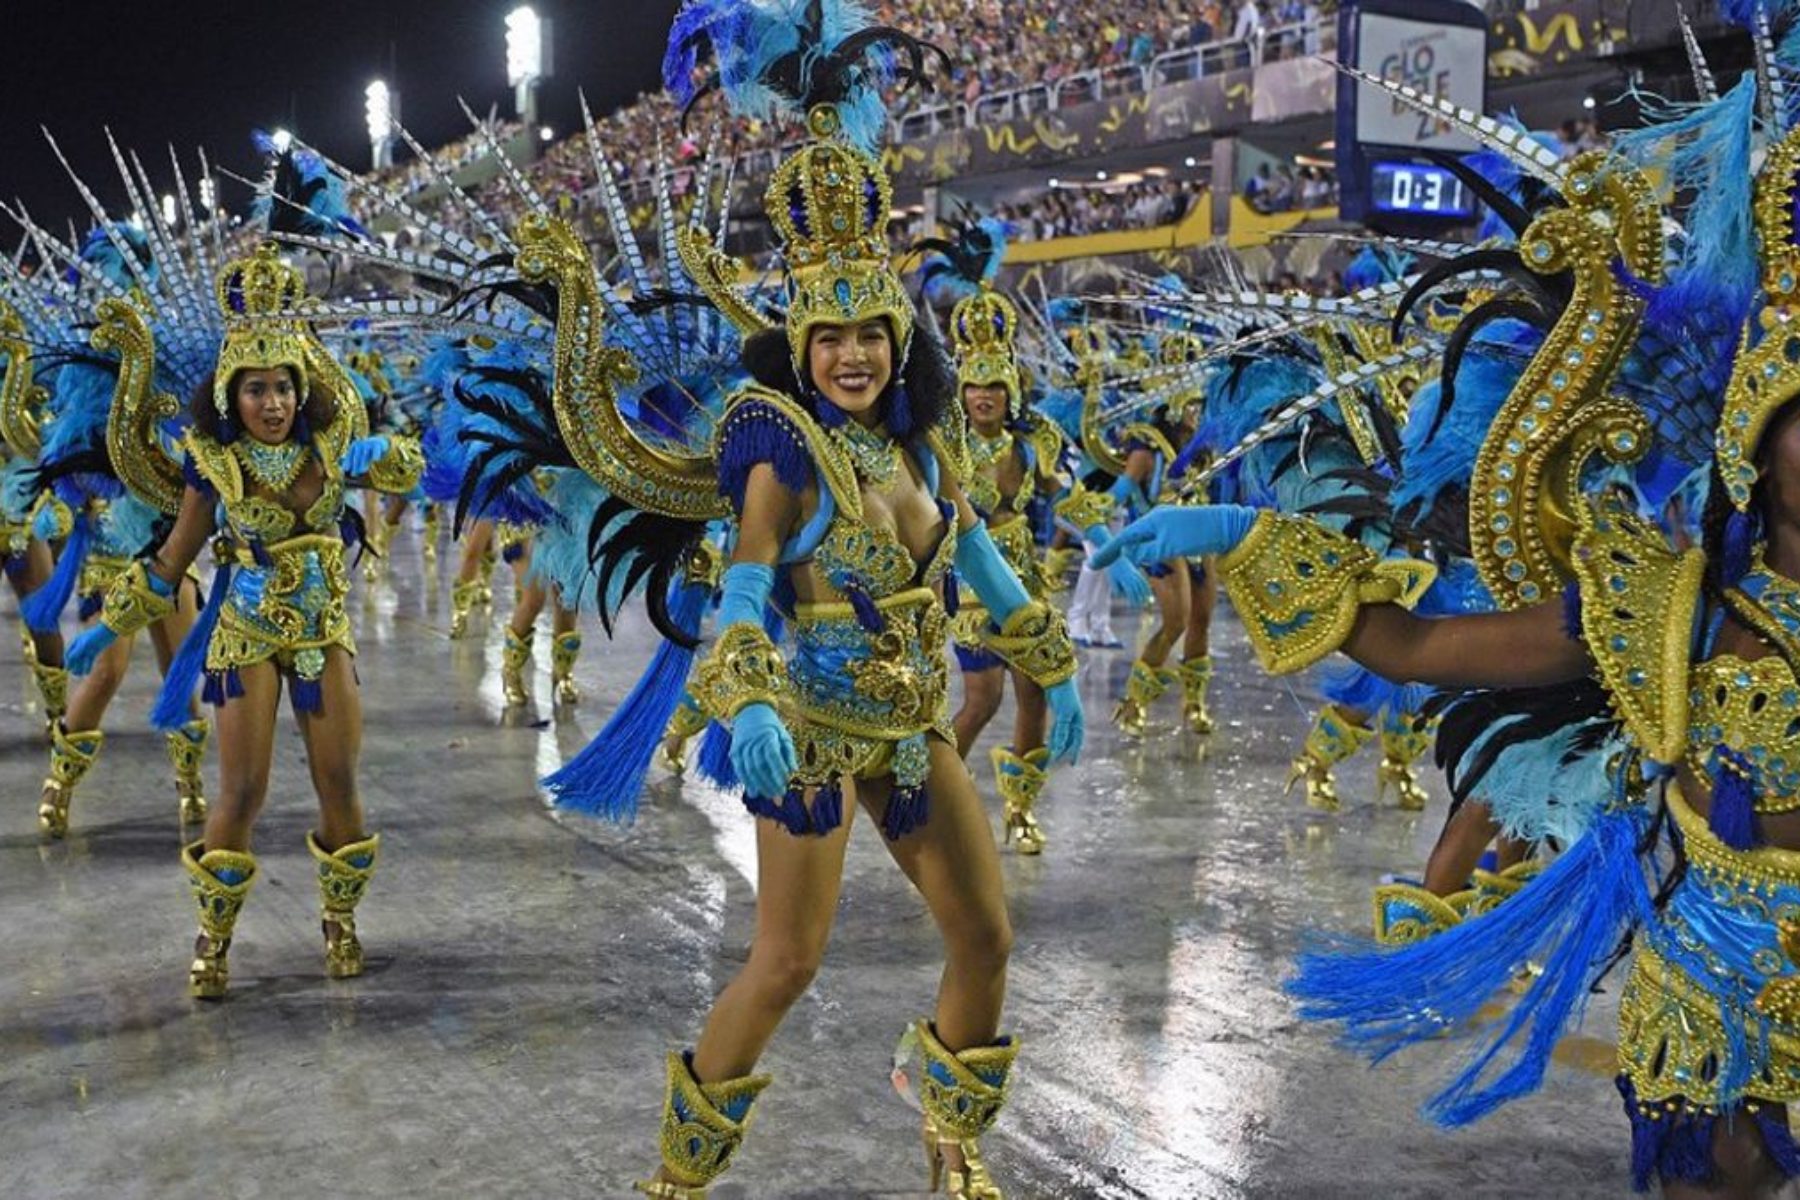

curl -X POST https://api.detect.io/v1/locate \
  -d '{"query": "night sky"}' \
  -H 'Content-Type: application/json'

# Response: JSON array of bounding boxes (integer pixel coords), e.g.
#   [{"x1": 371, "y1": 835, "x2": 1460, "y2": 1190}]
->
[{"x1": 0, "y1": 0, "x2": 683, "y2": 229}]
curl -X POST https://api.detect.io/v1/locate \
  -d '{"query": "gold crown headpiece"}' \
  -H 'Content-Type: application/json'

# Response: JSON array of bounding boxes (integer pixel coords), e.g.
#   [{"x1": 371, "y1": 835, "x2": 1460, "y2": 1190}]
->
[
  {"x1": 950, "y1": 288, "x2": 1021, "y2": 415},
  {"x1": 1157, "y1": 332, "x2": 1207, "y2": 416},
  {"x1": 767, "y1": 107, "x2": 913, "y2": 373},
  {"x1": 212, "y1": 243, "x2": 312, "y2": 418},
  {"x1": 1721, "y1": 126, "x2": 1800, "y2": 510}
]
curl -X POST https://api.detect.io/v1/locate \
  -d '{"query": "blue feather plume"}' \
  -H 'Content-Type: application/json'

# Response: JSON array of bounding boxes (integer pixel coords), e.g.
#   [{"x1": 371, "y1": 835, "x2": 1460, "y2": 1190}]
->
[
  {"x1": 544, "y1": 579, "x2": 711, "y2": 821},
  {"x1": 20, "y1": 510, "x2": 91, "y2": 632},
  {"x1": 150, "y1": 564, "x2": 231, "y2": 731},
  {"x1": 1288, "y1": 806, "x2": 1652, "y2": 1127}
]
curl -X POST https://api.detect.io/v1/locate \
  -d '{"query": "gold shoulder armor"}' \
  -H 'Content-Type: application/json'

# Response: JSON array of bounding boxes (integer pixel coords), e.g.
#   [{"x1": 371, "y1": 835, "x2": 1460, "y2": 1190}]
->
[
  {"x1": 1571, "y1": 493, "x2": 1703, "y2": 764},
  {"x1": 182, "y1": 430, "x2": 244, "y2": 503},
  {"x1": 716, "y1": 386, "x2": 863, "y2": 521},
  {"x1": 1021, "y1": 415, "x2": 1066, "y2": 481},
  {"x1": 366, "y1": 436, "x2": 425, "y2": 494},
  {"x1": 1219, "y1": 512, "x2": 1436, "y2": 675}
]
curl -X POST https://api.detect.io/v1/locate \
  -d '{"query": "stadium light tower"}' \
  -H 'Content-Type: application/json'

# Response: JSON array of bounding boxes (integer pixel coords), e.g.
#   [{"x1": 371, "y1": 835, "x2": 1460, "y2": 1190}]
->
[
  {"x1": 365, "y1": 80, "x2": 397, "y2": 171},
  {"x1": 506, "y1": 5, "x2": 551, "y2": 127}
]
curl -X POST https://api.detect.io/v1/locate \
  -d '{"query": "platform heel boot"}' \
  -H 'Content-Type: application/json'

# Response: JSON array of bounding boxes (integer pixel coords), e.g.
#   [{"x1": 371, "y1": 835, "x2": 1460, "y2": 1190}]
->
[
  {"x1": 1375, "y1": 712, "x2": 1434, "y2": 812},
  {"x1": 38, "y1": 725, "x2": 102, "y2": 838},
  {"x1": 634, "y1": 1051, "x2": 772, "y2": 1198},
  {"x1": 501, "y1": 626, "x2": 534, "y2": 706},
  {"x1": 1285, "y1": 703, "x2": 1375, "y2": 813},
  {"x1": 420, "y1": 504, "x2": 441, "y2": 566},
  {"x1": 308, "y1": 832, "x2": 380, "y2": 979},
  {"x1": 32, "y1": 660, "x2": 68, "y2": 737},
  {"x1": 551, "y1": 630, "x2": 582, "y2": 706},
  {"x1": 1113, "y1": 659, "x2": 1176, "y2": 738},
  {"x1": 182, "y1": 840, "x2": 257, "y2": 999},
  {"x1": 660, "y1": 692, "x2": 708, "y2": 775},
  {"x1": 448, "y1": 578, "x2": 481, "y2": 638},
  {"x1": 1179, "y1": 655, "x2": 1215, "y2": 734},
  {"x1": 915, "y1": 1020, "x2": 1019, "y2": 1199},
  {"x1": 165, "y1": 718, "x2": 210, "y2": 824},
  {"x1": 990, "y1": 747, "x2": 1048, "y2": 855}
]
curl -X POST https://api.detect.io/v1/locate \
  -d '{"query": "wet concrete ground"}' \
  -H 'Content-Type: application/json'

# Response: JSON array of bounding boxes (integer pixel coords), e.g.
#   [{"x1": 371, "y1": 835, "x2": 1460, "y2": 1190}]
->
[{"x1": 1, "y1": 525, "x2": 1629, "y2": 1198}]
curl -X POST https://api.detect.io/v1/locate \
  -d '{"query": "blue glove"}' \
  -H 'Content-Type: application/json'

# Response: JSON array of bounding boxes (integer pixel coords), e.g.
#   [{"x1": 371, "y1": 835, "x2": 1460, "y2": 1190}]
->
[
  {"x1": 717, "y1": 562, "x2": 773, "y2": 627},
  {"x1": 341, "y1": 436, "x2": 391, "y2": 477},
  {"x1": 1108, "y1": 559, "x2": 1152, "y2": 607},
  {"x1": 1045, "y1": 677, "x2": 1084, "y2": 765},
  {"x1": 731, "y1": 701, "x2": 797, "y2": 799},
  {"x1": 954, "y1": 522, "x2": 1031, "y2": 620},
  {"x1": 1090, "y1": 505, "x2": 1260, "y2": 568},
  {"x1": 1085, "y1": 526, "x2": 1150, "y2": 606},
  {"x1": 66, "y1": 625, "x2": 117, "y2": 676}
]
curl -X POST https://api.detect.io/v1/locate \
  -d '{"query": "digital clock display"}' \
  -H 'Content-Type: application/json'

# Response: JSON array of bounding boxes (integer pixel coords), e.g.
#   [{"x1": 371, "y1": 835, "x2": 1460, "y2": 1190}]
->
[{"x1": 1370, "y1": 162, "x2": 1474, "y2": 217}]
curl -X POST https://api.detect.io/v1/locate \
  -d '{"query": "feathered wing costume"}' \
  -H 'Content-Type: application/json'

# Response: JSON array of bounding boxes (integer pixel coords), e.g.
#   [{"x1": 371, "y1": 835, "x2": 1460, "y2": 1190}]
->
[
  {"x1": 1166, "y1": 17, "x2": 1800, "y2": 1187},
  {"x1": 335, "y1": 3, "x2": 1067, "y2": 1192}
]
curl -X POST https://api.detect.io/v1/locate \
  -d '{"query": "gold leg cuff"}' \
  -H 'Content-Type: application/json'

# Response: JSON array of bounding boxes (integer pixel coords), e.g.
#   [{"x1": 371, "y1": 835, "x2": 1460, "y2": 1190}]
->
[
  {"x1": 308, "y1": 831, "x2": 380, "y2": 979},
  {"x1": 647, "y1": 1050, "x2": 772, "y2": 1192}
]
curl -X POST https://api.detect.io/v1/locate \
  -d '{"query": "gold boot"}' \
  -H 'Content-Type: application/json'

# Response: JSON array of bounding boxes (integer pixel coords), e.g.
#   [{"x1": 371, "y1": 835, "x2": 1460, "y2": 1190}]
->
[
  {"x1": 165, "y1": 718, "x2": 210, "y2": 824},
  {"x1": 501, "y1": 627, "x2": 534, "y2": 706},
  {"x1": 1113, "y1": 659, "x2": 1176, "y2": 738},
  {"x1": 634, "y1": 1050, "x2": 772, "y2": 1198},
  {"x1": 1468, "y1": 859, "x2": 1544, "y2": 917},
  {"x1": 1372, "y1": 881, "x2": 1473, "y2": 945},
  {"x1": 915, "y1": 1020, "x2": 1018, "y2": 1199},
  {"x1": 32, "y1": 661, "x2": 69, "y2": 736},
  {"x1": 478, "y1": 549, "x2": 497, "y2": 607},
  {"x1": 308, "y1": 832, "x2": 380, "y2": 979},
  {"x1": 182, "y1": 840, "x2": 257, "y2": 999},
  {"x1": 551, "y1": 631, "x2": 582, "y2": 706},
  {"x1": 1180, "y1": 655, "x2": 1215, "y2": 734},
  {"x1": 39, "y1": 725, "x2": 102, "y2": 838},
  {"x1": 661, "y1": 693, "x2": 709, "y2": 775},
  {"x1": 449, "y1": 579, "x2": 481, "y2": 638},
  {"x1": 420, "y1": 505, "x2": 441, "y2": 565},
  {"x1": 1285, "y1": 704, "x2": 1375, "y2": 813},
  {"x1": 991, "y1": 747, "x2": 1048, "y2": 855},
  {"x1": 1376, "y1": 714, "x2": 1434, "y2": 812}
]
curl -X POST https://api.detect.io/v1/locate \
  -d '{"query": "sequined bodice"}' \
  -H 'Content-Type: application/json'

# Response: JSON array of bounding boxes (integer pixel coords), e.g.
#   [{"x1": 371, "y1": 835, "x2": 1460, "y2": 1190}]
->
[
  {"x1": 967, "y1": 433, "x2": 1029, "y2": 520},
  {"x1": 1686, "y1": 654, "x2": 1800, "y2": 813},
  {"x1": 814, "y1": 506, "x2": 957, "y2": 599},
  {"x1": 223, "y1": 477, "x2": 345, "y2": 544}
]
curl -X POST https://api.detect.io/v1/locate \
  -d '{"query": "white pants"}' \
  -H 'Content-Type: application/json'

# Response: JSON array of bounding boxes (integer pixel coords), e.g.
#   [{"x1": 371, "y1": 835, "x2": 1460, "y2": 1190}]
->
[{"x1": 1068, "y1": 551, "x2": 1116, "y2": 641}]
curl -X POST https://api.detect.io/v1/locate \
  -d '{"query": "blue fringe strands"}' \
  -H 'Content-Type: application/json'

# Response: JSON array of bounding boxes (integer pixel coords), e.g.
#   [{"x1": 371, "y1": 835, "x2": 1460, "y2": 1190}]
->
[
  {"x1": 1618, "y1": 1074, "x2": 1800, "y2": 1193},
  {"x1": 1708, "y1": 749, "x2": 1760, "y2": 850},
  {"x1": 881, "y1": 783, "x2": 929, "y2": 841},
  {"x1": 744, "y1": 780, "x2": 846, "y2": 836},
  {"x1": 544, "y1": 578, "x2": 712, "y2": 822},
  {"x1": 1288, "y1": 808, "x2": 1653, "y2": 1126},
  {"x1": 21, "y1": 511, "x2": 91, "y2": 632},
  {"x1": 202, "y1": 667, "x2": 245, "y2": 707},
  {"x1": 716, "y1": 400, "x2": 817, "y2": 511},
  {"x1": 696, "y1": 720, "x2": 739, "y2": 789},
  {"x1": 150, "y1": 563, "x2": 232, "y2": 731},
  {"x1": 289, "y1": 675, "x2": 324, "y2": 715}
]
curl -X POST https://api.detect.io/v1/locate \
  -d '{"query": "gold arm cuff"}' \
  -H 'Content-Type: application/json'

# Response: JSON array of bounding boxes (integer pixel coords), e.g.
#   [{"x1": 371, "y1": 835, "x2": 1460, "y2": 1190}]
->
[
  {"x1": 690, "y1": 622, "x2": 789, "y2": 721},
  {"x1": 364, "y1": 436, "x2": 425, "y2": 493},
  {"x1": 981, "y1": 601, "x2": 1078, "y2": 687},
  {"x1": 99, "y1": 560, "x2": 176, "y2": 638},
  {"x1": 1053, "y1": 484, "x2": 1114, "y2": 531},
  {"x1": 1218, "y1": 512, "x2": 1436, "y2": 675}
]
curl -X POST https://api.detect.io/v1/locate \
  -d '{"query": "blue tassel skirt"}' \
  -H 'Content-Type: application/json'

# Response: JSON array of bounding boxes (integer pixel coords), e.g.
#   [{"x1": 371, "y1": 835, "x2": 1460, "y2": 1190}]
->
[
  {"x1": 758, "y1": 588, "x2": 956, "y2": 841},
  {"x1": 1615, "y1": 791, "x2": 1800, "y2": 1190}
]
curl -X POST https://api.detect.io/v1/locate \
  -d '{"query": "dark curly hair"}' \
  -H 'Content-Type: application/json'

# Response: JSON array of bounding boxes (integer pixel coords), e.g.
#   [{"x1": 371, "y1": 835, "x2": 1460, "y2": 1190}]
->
[
  {"x1": 741, "y1": 319, "x2": 952, "y2": 449},
  {"x1": 189, "y1": 365, "x2": 340, "y2": 444}
]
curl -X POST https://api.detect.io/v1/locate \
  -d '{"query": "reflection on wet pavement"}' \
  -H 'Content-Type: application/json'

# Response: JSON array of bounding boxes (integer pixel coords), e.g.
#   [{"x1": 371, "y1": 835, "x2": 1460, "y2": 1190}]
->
[{"x1": 0, "y1": 529, "x2": 1623, "y2": 1198}]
